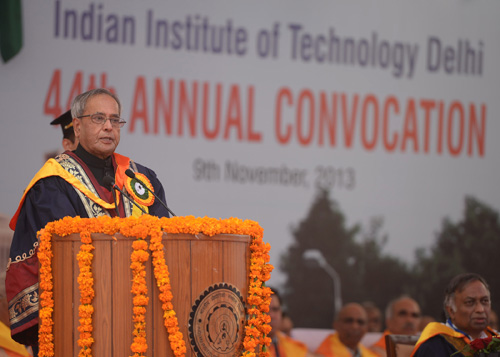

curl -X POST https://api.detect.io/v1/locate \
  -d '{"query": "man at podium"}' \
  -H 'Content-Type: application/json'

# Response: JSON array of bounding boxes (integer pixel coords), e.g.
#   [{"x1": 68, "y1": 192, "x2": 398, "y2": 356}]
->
[{"x1": 6, "y1": 88, "x2": 172, "y2": 355}]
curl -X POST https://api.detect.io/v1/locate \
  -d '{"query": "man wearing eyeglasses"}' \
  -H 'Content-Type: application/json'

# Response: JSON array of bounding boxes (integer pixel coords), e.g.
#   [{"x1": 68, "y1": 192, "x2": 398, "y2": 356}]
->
[
  {"x1": 6, "y1": 88, "x2": 172, "y2": 355},
  {"x1": 370, "y1": 296, "x2": 421, "y2": 356},
  {"x1": 316, "y1": 303, "x2": 378, "y2": 357}
]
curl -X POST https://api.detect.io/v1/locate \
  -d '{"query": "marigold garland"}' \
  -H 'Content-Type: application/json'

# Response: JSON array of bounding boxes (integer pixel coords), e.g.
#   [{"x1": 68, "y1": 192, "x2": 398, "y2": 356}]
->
[
  {"x1": 38, "y1": 226, "x2": 55, "y2": 357},
  {"x1": 148, "y1": 221, "x2": 187, "y2": 356},
  {"x1": 76, "y1": 230, "x2": 95, "y2": 356},
  {"x1": 130, "y1": 239, "x2": 149, "y2": 356},
  {"x1": 37, "y1": 215, "x2": 273, "y2": 357}
]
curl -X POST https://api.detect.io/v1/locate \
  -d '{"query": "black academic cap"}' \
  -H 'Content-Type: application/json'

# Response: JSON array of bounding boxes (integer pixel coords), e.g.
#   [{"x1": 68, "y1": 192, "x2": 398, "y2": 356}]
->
[{"x1": 50, "y1": 110, "x2": 74, "y2": 139}]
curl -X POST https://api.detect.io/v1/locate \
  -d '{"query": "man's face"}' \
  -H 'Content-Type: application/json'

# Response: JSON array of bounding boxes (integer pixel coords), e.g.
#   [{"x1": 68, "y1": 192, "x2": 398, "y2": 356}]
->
[
  {"x1": 448, "y1": 280, "x2": 490, "y2": 338},
  {"x1": 386, "y1": 298, "x2": 421, "y2": 335},
  {"x1": 366, "y1": 308, "x2": 382, "y2": 332},
  {"x1": 281, "y1": 315, "x2": 293, "y2": 336},
  {"x1": 334, "y1": 304, "x2": 368, "y2": 350},
  {"x1": 73, "y1": 94, "x2": 121, "y2": 159},
  {"x1": 269, "y1": 295, "x2": 282, "y2": 338}
]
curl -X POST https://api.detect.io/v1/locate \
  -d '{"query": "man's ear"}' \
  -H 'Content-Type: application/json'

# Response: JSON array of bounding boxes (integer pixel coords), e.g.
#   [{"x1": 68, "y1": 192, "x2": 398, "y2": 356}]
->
[
  {"x1": 445, "y1": 305, "x2": 455, "y2": 320},
  {"x1": 73, "y1": 118, "x2": 81, "y2": 137},
  {"x1": 62, "y1": 138, "x2": 73, "y2": 151}
]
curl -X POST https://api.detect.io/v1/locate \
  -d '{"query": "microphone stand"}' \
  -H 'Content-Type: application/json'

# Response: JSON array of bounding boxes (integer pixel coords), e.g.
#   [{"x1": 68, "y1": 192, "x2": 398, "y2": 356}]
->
[
  {"x1": 111, "y1": 188, "x2": 120, "y2": 217},
  {"x1": 103, "y1": 175, "x2": 147, "y2": 215},
  {"x1": 104, "y1": 175, "x2": 121, "y2": 217},
  {"x1": 125, "y1": 169, "x2": 176, "y2": 216},
  {"x1": 113, "y1": 184, "x2": 148, "y2": 215}
]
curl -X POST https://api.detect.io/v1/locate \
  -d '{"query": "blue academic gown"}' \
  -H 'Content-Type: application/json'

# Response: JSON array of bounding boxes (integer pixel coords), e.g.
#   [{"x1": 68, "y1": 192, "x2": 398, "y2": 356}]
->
[{"x1": 6, "y1": 150, "x2": 170, "y2": 348}]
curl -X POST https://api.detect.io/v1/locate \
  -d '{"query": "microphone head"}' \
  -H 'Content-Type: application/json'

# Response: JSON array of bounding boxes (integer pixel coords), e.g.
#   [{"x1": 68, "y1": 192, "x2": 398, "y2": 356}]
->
[
  {"x1": 125, "y1": 169, "x2": 136, "y2": 179},
  {"x1": 103, "y1": 175, "x2": 115, "y2": 189}
]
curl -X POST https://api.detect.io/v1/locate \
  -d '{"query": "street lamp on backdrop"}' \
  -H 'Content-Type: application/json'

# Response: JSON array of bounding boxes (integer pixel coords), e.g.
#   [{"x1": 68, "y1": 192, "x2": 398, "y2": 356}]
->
[{"x1": 302, "y1": 249, "x2": 342, "y2": 319}]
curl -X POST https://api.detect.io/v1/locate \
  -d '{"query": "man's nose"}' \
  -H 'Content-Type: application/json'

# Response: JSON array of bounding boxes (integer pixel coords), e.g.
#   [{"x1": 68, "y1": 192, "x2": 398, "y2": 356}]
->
[
  {"x1": 475, "y1": 302, "x2": 486, "y2": 313},
  {"x1": 102, "y1": 118, "x2": 114, "y2": 130}
]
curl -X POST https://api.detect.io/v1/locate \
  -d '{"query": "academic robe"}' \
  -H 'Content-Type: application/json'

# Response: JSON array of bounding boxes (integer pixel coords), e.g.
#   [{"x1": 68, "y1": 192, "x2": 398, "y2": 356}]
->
[
  {"x1": 6, "y1": 151, "x2": 170, "y2": 346},
  {"x1": 0, "y1": 321, "x2": 30, "y2": 357},
  {"x1": 370, "y1": 330, "x2": 390, "y2": 356},
  {"x1": 269, "y1": 331, "x2": 310, "y2": 357},
  {"x1": 316, "y1": 332, "x2": 378, "y2": 357},
  {"x1": 411, "y1": 322, "x2": 496, "y2": 357}
]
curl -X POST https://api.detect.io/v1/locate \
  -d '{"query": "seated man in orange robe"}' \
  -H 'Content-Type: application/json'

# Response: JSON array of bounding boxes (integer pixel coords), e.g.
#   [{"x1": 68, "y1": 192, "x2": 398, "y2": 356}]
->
[
  {"x1": 268, "y1": 288, "x2": 317, "y2": 357},
  {"x1": 316, "y1": 303, "x2": 378, "y2": 357},
  {"x1": 362, "y1": 301, "x2": 382, "y2": 333},
  {"x1": 370, "y1": 296, "x2": 421, "y2": 356}
]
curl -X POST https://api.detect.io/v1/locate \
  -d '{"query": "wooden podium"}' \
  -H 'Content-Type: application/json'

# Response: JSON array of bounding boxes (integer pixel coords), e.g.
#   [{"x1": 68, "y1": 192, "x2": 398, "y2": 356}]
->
[{"x1": 48, "y1": 231, "x2": 250, "y2": 356}]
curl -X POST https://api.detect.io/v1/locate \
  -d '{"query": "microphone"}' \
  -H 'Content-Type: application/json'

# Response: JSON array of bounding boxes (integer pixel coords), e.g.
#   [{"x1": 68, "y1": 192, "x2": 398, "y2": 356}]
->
[
  {"x1": 125, "y1": 169, "x2": 176, "y2": 217},
  {"x1": 103, "y1": 175, "x2": 120, "y2": 217},
  {"x1": 103, "y1": 175, "x2": 147, "y2": 215}
]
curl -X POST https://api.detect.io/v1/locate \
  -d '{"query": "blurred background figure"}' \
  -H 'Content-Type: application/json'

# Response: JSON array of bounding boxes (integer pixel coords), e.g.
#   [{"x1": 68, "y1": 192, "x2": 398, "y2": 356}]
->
[
  {"x1": 268, "y1": 288, "x2": 319, "y2": 357},
  {"x1": 418, "y1": 315, "x2": 436, "y2": 332},
  {"x1": 489, "y1": 310, "x2": 499, "y2": 332},
  {"x1": 370, "y1": 296, "x2": 421, "y2": 357},
  {"x1": 281, "y1": 311, "x2": 294, "y2": 337},
  {"x1": 316, "y1": 302, "x2": 377, "y2": 357},
  {"x1": 45, "y1": 110, "x2": 79, "y2": 160},
  {"x1": 362, "y1": 301, "x2": 383, "y2": 333},
  {"x1": 50, "y1": 110, "x2": 78, "y2": 152}
]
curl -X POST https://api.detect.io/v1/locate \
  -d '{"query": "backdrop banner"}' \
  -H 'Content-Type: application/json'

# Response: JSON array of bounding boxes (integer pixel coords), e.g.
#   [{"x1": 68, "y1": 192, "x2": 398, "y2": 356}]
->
[{"x1": 1, "y1": 0, "x2": 499, "y2": 286}]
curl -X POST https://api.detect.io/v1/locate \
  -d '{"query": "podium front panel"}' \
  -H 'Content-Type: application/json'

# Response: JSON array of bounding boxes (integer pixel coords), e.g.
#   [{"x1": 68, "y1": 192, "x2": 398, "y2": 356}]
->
[{"x1": 50, "y1": 232, "x2": 250, "y2": 356}]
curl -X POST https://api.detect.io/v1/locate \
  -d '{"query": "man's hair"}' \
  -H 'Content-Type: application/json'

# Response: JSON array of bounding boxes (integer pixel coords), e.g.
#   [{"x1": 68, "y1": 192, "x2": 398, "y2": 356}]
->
[
  {"x1": 71, "y1": 88, "x2": 121, "y2": 118},
  {"x1": 269, "y1": 286, "x2": 282, "y2": 306},
  {"x1": 362, "y1": 301, "x2": 380, "y2": 313},
  {"x1": 443, "y1": 273, "x2": 489, "y2": 318},
  {"x1": 385, "y1": 295, "x2": 413, "y2": 319}
]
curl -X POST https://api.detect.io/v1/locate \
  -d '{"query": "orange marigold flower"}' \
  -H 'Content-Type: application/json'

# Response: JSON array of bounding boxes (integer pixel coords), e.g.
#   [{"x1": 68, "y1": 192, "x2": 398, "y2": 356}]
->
[{"x1": 38, "y1": 216, "x2": 271, "y2": 357}]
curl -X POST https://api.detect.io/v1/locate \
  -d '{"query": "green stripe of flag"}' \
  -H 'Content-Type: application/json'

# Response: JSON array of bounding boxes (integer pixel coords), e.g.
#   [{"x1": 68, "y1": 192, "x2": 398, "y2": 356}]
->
[{"x1": 0, "y1": 0, "x2": 23, "y2": 63}]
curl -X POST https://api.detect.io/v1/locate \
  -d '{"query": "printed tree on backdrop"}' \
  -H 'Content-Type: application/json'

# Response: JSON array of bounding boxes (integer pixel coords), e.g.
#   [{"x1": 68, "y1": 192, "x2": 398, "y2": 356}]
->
[
  {"x1": 280, "y1": 189, "x2": 413, "y2": 328},
  {"x1": 356, "y1": 217, "x2": 416, "y2": 312},
  {"x1": 279, "y1": 189, "x2": 359, "y2": 328},
  {"x1": 412, "y1": 196, "x2": 500, "y2": 320}
]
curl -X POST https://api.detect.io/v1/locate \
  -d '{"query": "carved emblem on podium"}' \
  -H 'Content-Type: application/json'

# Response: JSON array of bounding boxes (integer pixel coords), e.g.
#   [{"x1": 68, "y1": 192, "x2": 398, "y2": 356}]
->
[{"x1": 188, "y1": 283, "x2": 246, "y2": 356}]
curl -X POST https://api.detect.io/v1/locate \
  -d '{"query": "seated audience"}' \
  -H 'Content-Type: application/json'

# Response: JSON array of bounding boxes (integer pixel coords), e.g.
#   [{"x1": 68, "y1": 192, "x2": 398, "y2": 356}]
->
[
  {"x1": 316, "y1": 303, "x2": 377, "y2": 357},
  {"x1": 418, "y1": 315, "x2": 436, "y2": 332},
  {"x1": 489, "y1": 310, "x2": 499, "y2": 332},
  {"x1": 281, "y1": 311, "x2": 294, "y2": 337},
  {"x1": 268, "y1": 287, "x2": 318, "y2": 357},
  {"x1": 370, "y1": 295, "x2": 421, "y2": 356},
  {"x1": 412, "y1": 273, "x2": 496, "y2": 356},
  {"x1": 362, "y1": 301, "x2": 383, "y2": 333}
]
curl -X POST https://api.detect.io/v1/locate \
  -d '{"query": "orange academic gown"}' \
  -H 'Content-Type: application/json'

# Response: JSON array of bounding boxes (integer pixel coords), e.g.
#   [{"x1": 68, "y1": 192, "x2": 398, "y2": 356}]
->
[
  {"x1": 270, "y1": 331, "x2": 310, "y2": 357},
  {"x1": 316, "y1": 332, "x2": 378, "y2": 357}
]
